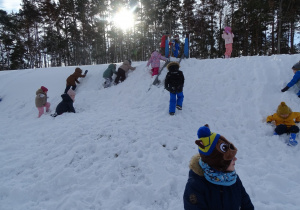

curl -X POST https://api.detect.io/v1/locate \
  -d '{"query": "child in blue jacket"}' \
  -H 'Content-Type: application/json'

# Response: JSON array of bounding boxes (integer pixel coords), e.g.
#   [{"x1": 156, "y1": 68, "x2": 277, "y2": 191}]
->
[{"x1": 281, "y1": 61, "x2": 300, "y2": 96}]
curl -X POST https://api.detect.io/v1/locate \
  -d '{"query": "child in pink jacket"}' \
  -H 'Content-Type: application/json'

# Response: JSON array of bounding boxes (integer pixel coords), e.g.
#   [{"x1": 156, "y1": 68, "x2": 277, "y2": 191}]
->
[
  {"x1": 146, "y1": 50, "x2": 167, "y2": 76},
  {"x1": 222, "y1": 26, "x2": 234, "y2": 58}
]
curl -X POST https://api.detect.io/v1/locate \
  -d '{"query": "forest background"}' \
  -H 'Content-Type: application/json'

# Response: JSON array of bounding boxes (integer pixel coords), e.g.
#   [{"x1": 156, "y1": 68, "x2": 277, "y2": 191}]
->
[{"x1": 0, "y1": 0, "x2": 299, "y2": 70}]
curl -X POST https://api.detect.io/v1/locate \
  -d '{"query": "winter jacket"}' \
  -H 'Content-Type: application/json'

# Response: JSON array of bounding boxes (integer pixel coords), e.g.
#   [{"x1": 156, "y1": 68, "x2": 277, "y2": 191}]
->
[
  {"x1": 171, "y1": 40, "x2": 180, "y2": 58},
  {"x1": 183, "y1": 154, "x2": 254, "y2": 210},
  {"x1": 266, "y1": 112, "x2": 300, "y2": 127},
  {"x1": 160, "y1": 35, "x2": 168, "y2": 47},
  {"x1": 103, "y1": 64, "x2": 117, "y2": 79},
  {"x1": 66, "y1": 68, "x2": 86, "y2": 86},
  {"x1": 165, "y1": 69, "x2": 185, "y2": 93},
  {"x1": 55, "y1": 93, "x2": 75, "y2": 115},
  {"x1": 147, "y1": 51, "x2": 167, "y2": 68},
  {"x1": 119, "y1": 60, "x2": 136, "y2": 73},
  {"x1": 287, "y1": 71, "x2": 300, "y2": 96},
  {"x1": 222, "y1": 32, "x2": 234, "y2": 44},
  {"x1": 35, "y1": 88, "x2": 48, "y2": 108}
]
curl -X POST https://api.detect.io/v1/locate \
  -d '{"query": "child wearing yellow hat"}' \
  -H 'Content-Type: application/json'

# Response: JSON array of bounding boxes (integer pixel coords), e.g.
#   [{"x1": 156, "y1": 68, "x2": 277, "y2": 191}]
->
[{"x1": 266, "y1": 102, "x2": 300, "y2": 146}]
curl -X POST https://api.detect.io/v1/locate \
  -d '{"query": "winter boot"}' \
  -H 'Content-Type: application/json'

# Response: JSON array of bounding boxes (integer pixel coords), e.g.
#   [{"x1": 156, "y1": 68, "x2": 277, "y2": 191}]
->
[
  {"x1": 169, "y1": 112, "x2": 175, "y2": 116},
  {"x1": 176, "y1": 105, "x2": 182, "y2": 110},
  {"x1": 288, "y1": 133, "x2": 298, "y2": 146}
]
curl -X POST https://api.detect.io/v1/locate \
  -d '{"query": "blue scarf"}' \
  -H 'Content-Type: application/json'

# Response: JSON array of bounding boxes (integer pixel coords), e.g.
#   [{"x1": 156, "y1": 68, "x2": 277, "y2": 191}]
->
[{"x1": 199, "y1": 159, "x2": 237, "y2": 186}]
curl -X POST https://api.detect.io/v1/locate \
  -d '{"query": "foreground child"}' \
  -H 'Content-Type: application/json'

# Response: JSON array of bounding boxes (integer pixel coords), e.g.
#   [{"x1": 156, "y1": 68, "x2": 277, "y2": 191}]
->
[
  {"x1": 266, "y1": 102, "x2": 300, "y2": 146},
  {"x1": 281, "y1": 61, "x2": 300, "y2": 97},
  {"x1": 164, "y1": 62, "x2": 184, "y2": 115},
  {"x1": 183, "y1": 124, "x2": 254, "y2": 209},
  {"x1": 35, "y1": 86, "x2": 50, "y2": 118},
  {"x1": 146, "y1": 50, "x2": 167, "y2": 76}
]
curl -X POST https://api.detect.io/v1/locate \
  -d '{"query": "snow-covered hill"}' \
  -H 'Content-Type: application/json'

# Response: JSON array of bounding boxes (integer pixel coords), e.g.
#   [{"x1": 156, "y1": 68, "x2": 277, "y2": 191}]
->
[{"x1": 1, "y1": 54, "x2": 300, "y2": 210}]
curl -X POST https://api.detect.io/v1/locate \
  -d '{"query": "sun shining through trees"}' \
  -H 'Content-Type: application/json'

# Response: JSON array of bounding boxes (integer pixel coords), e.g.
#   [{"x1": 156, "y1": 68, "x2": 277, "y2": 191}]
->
[{"x1": 112, "y1": 7, "x2": 135, "y2": 31}]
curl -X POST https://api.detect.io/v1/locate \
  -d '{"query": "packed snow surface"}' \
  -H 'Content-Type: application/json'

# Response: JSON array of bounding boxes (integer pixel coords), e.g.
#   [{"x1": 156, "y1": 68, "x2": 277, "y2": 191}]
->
[{"x1": 1, "y1": 54, "x2": 300, "y2": 210}]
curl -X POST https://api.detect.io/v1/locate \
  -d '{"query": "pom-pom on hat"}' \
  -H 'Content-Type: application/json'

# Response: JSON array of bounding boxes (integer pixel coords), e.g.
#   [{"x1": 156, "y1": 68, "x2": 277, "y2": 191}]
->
[
  {"x1": 195, "y1": 124, "x2": 237, "y2": 172},
  {"x1": 41, "y1": 86, "x2": 48, "y2": 92},
  {"x1": 167, "y1": 62, "x2": 180, "y2": 72},
  {"x1": 276, "y1": 102, "x2": 292, "y2": 116},
  {"x1": 292, "y1": 61, "x2": 300, "y2": 71}
]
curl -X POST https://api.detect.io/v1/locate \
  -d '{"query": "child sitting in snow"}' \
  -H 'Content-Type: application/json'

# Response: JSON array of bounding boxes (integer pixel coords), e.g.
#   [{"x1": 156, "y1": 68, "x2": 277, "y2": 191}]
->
[
  {"x1": 281, "y1": 61, "x2": 300, "y2": 97},
  {"x1": 51, "y1": 89, "x2": 76, "y2": 117},
  {"x1": 164, "y1": 62, "x2": 184, "y2": 116},
  {"x1": 266, "y1": 102, "x2": 300, "y2": 146},
  {"x1": 103, "y1": 64, "x2": 117, "y2": 88},
  {"x1": 146, "y1": 50, "x2": 167, "y2": 76},
  {"x1": 35, "y1": 86, "x2": 51, "y2": 118},
  {"x1": 64, "y1": 67, "x2": 86, "y2": 93}
]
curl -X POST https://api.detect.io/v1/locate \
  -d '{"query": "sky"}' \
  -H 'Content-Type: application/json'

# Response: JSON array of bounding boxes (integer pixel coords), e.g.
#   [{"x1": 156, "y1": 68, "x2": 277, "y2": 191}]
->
[
  {"x1": 1, "y1": 54, "x2": 300, "y2": 209},
  {"x1": 0, "y1": 0, "x2": 21, "y2": 13}
]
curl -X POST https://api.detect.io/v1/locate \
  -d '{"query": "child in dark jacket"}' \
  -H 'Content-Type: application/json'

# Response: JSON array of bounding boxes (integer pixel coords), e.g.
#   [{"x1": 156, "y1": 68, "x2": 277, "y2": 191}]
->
[
  {"x1": 281, "y1": 61, "x2": 300, "y2": 97},
  {"x1": 183, "y1": 124, "x2": 254, "y2": 210},
  {"x1": 51, "y1": 89, "x2": 76, "y2": 117},
  {"x1": 64, "y1": 67, "x2": 86, "y2": 93},
  {"x1": 164, "y1": 62, "x2": 184, "y2": 115},
  {"x1": 103, "y1": 64, "x2": 117, "y2": 88},
  {"x1": 266, "y1": 101, "x2": 300, "y2": 146}
]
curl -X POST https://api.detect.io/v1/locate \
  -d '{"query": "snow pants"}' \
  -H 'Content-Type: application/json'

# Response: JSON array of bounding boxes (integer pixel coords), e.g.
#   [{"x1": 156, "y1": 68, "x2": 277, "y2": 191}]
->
[
  {"x1": 275, "y1": 124, "x2": 299, "y2": 135},
  {"x1": 64, "y1": 85, "x2": 76, "y2": 93},
  {"x1": 225, "y1": 43, "x2": 232, "y2": 58},
  {"x1": 37, "y1": 102, "x2": 51, "y2": 118},
  {"x1": 103, "y1": 77, "x2": 113, "y2": 88},
  {"x1": 114, "y1": 68, "x2": 126, "y2": 84},
  {"x1": 151, "y1": 67, "x2": 159, "y2": 76},
  {"x1": 169, "y1": 92, "x2": 184, "y2": 113}
]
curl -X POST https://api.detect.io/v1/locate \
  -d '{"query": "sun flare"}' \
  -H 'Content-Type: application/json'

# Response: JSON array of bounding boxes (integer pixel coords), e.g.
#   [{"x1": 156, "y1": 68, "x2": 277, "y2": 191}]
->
[{"x1": 113, "y1": 8, "x2": 135, "y2": 31}]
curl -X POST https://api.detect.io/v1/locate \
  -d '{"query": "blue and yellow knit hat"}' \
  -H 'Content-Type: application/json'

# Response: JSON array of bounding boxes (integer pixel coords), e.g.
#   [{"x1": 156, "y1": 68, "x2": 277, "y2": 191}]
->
[
  {"x1": 195, "y1": 124, "x2": 237, "y2": 172},
  {"x1": 196, "y1": 125, "x2": 220, "y2": 156}
]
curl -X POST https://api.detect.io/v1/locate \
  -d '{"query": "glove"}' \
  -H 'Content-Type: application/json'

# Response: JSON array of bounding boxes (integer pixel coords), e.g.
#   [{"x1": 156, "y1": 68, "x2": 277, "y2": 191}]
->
[
  {"x1": 298, "y1": 95, "x2": 300, "y2": 98},
  {"x1": 281, "y1": 86, "x2": 289, "y2": 92}
]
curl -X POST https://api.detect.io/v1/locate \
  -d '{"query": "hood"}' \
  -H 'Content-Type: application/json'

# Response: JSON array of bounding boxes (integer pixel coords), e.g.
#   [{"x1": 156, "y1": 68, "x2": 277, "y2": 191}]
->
[
  {"x1": 36, "y1": 88, "x2": 45, "y2": 95},
  {"x1": 189, "y1": 154, "x2": 204, "y2": 176},
  {"x1": 108, "y1": 64, "x2": 116, "y2": 69},
  {"x1": 151, "y1": 51, "x2": 160, "y2": 58},
  {"x1": 61, "y1": 93, "x2": 73, "y2": 102},
  {"x1": 123, "y1": 60, "x2": 131, "y2": 65}
]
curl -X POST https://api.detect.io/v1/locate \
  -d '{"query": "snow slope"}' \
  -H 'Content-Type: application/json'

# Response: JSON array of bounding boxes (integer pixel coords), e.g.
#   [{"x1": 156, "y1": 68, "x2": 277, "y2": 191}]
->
[{"x1": 1, "y1": 54, "x2": 300, "y2": 210}]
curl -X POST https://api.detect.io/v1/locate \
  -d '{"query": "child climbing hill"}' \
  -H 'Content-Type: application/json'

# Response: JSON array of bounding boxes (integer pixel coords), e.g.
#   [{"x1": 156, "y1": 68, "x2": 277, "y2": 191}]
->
[{"x1": 146, "y1": 50, "x2": 167, "y2": 76}]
